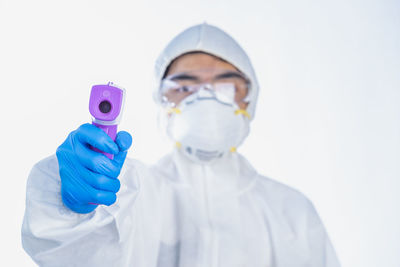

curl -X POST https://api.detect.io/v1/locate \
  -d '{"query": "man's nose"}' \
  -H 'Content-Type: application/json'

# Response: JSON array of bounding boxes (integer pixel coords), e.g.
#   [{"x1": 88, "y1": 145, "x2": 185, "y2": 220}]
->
[{"x1": 196, "y1": 86, "x2": 215, "y2": 98}]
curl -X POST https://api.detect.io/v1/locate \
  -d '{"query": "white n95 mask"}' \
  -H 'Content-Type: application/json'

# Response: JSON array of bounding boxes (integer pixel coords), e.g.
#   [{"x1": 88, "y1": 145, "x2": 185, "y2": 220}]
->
[{"x1": 166, "y1": 89, "x2": 250, "y2": 164}]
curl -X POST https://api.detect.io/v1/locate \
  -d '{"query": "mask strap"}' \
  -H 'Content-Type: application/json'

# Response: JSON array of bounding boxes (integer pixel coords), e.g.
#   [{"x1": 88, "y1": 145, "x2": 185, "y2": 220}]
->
[
  {"x1": 234, "y1": 109, "x2": 251, "y2": 119},
  {"x1": 175, "y1": 141, "x2": 182, "y2": 148},
  {"x1": 167, "y1": 107, "x2": 182, "y2": 115}
]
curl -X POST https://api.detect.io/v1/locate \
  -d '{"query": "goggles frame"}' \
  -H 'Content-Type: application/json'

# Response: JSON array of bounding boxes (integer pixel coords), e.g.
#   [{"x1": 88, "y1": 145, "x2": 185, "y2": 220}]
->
[{"x1": 159, "y1": 68, "x2": 251, "y2": 107}]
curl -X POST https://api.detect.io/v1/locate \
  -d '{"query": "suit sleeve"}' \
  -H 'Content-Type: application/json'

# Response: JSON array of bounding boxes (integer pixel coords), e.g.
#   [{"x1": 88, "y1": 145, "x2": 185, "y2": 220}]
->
[
  {"x1": 304, "y1": 199, "x2": 341, "y2": 267},
  {"x1": 21, "y1": 154, "x2": 141, "y2": 267}
]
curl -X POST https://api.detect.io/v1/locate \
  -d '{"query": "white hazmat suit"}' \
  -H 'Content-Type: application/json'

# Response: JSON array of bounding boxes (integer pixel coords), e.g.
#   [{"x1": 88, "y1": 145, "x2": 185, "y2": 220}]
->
[{"x1": 22, "y1": 23, "x2": 341, "y2": 267}]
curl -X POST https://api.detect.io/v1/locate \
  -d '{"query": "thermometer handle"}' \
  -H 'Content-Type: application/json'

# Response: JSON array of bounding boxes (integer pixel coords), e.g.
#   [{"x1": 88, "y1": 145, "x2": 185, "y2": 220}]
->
[{"x1": 92, "y1": 122, "x2": 118, "y2": 159}]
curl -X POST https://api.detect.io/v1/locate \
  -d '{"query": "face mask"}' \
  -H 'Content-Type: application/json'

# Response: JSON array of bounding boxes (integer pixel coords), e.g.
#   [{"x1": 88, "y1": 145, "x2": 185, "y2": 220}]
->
[{"x1": 166, "y1": 89, "x2": 250, "y2": 164}]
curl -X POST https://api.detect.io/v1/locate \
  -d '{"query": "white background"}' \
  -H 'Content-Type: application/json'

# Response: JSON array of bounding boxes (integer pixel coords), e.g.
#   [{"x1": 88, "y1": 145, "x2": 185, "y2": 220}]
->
[{"x1": 1, "y1": 0, "x2": 399, "y2": 266}]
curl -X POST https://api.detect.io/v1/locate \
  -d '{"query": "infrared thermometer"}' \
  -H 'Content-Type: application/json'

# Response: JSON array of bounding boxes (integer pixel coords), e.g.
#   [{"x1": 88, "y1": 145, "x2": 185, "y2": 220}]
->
[{"x1": 89, "y1": 82, "x2": 126, "y2": 159}]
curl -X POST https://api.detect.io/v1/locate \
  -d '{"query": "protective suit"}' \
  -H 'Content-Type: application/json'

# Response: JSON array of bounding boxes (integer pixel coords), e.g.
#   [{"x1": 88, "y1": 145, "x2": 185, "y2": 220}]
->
[{"x1": 22, "y1": 23, "x2": 341, "y2": 267}]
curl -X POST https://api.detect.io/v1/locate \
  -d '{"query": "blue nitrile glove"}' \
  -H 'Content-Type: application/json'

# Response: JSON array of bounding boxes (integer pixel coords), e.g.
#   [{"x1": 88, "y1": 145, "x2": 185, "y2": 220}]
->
[{"x1": 56, "y1": 123, "x2": 133, "y2": 214}]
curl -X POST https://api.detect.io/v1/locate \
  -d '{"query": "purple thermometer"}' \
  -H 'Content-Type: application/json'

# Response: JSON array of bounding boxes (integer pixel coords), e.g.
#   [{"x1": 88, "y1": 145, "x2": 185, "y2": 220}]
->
[{"x1": 89, "y1": 82, "x2": 125, "y2": 159}]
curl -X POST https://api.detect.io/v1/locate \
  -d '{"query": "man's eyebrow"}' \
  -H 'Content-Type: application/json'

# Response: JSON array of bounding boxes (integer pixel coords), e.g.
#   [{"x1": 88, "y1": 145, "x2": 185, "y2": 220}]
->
[
  {"x1": 215, "y1": 71, "x2": 246, "y2": 80},
  {"x1": 170, "y1": 74, "x2": 199, "y2": 81}
]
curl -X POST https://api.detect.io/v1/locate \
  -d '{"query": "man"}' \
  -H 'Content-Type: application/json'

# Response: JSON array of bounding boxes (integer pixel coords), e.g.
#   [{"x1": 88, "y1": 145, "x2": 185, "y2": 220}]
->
[{"x1": 22, "y1": 23, "x2": 341, "y2": 267}]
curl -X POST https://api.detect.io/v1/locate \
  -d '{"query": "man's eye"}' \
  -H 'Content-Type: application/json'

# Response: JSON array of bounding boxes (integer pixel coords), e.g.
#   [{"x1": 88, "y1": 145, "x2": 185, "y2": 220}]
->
[{"x1": 178, "y1": 86, "x2": 190, "y2": 93}]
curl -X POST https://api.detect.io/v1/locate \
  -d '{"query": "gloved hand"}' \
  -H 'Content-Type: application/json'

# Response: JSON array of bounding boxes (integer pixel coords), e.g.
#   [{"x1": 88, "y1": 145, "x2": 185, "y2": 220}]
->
[{"x1": 56, "y1": 123, "x2": 133, "y2": 214}]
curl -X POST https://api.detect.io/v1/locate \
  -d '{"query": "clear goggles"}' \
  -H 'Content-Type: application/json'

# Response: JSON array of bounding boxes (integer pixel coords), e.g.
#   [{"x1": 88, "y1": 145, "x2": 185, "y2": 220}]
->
[{"x1": 159, "y1": 69, "x2": 251, "y2": 107}]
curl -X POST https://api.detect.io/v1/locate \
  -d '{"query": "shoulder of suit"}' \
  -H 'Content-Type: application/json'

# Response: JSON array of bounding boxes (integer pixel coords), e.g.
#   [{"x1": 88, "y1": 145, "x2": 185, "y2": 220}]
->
[{"x1": 253, "y1": 173, "x2": 318, "y2": 218}]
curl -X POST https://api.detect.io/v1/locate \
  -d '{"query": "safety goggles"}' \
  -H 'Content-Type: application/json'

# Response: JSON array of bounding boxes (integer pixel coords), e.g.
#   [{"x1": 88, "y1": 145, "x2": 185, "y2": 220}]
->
[{"x1": 159, "y1": 69, "x2": 251, "y2": 107}]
